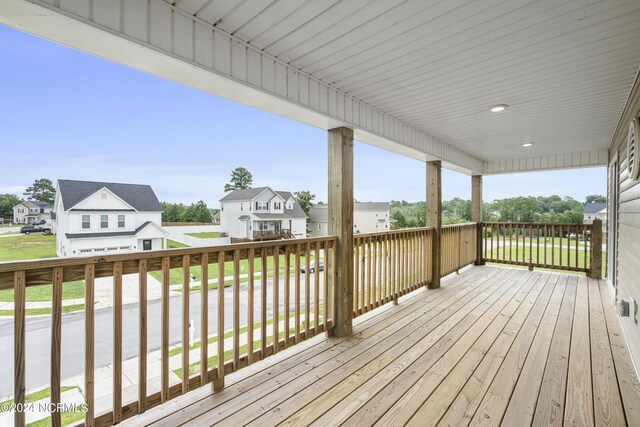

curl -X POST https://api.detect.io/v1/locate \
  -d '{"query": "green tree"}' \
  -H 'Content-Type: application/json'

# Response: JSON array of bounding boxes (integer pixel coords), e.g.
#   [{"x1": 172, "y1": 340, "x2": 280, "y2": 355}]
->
[
  {"x1": 161, "y1": 202, "x2": 186, "y2": 222},
  {"x1": 183, "y1": 200, "x2": 213, "y2": 223},
  {"x1": 224, "y1": 167, "x2": 253, "y2": 192},
  {"x1": 294, "y1": 190, "x2": 316, "y2": 217},
  {"x1": 558, "y1": 209, "x2": 584, "y2": 224},
  {"x1": 585, "y1": 195, "x2": 606, "y2": 204},
  {"x1": 0, "y1": 194, "x2": 22, "y2": 220},
  {"x1": 391, "y1": 211, "x2": 407, "y2": 228},
  {"x1": 23, "y1": 178, "x2": 55, "y2": 203}
]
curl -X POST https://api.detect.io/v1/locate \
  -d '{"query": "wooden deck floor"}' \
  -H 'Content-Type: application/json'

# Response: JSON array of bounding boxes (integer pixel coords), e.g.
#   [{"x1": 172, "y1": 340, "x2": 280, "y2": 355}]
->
[{"x1": 124, "y1": 266, "x2": 640, "y2": 426}]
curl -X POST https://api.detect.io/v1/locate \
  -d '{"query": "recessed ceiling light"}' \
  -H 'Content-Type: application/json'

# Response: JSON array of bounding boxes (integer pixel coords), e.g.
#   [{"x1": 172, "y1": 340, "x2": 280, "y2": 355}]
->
[
  {"x1": 490, "y1": 104, "x2": 508, "y2": 112},
  {"x1": 522, "y1": 142, "x2": 534, "y2": 147}
]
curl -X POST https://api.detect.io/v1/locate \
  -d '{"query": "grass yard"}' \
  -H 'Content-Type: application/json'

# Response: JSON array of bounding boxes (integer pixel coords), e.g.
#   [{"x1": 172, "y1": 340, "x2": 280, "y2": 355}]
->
[
  {"x1": 166, "y1": 239, "x2": 189, "y2": 248},
  {"x1": 186, "y1": 232, "x2": 221, "y2": 238},
  {"x1": 0, "y1": 233, "x2": 57, "y2": 261},
  {"x1": 485, "y1": 245, "x2": 606, "y2": 272},
  {"x1": 149, "y1": 253, "x2": 317, "y2": 286},
  {"x1": 0, "y1": 234, "x2": 86, "y2": 303}
]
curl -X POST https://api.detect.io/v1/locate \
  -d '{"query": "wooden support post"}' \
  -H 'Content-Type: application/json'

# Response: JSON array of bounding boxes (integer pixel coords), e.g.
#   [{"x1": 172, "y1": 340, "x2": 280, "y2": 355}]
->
[
  {"x1": 590, "y1": 219, "x2": 603, "y2": 279},
  {"x1": 328, "y1": 127, "x2": 354, "y2": 337},
  {"x1": 472, "y1": 175, "x2": 484, "y2": 265},
  {"x1": 426, "y1": 161, "x2": 442, "y2": 288}
]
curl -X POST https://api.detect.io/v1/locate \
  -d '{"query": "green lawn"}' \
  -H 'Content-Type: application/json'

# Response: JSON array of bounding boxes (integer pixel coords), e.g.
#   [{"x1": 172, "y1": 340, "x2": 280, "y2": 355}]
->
[
  {"x1": 149, "y1": 253, "x2": 317, "y2": 286},
  {"x1": 485, "y1": 245, "x2": 606, "y2": 272},
  {"x1": 186, "y1": 232, "x2": 221, "y2": 238},
  {"x1": 0, "y1": 234, "x2": 86, "y2": 303},
  {"x1": 0, "y1": 233, "x2": 57, "y2": 261},
  {"x1": 166, "y1": 239, "x2": 189, "y2": 248}
]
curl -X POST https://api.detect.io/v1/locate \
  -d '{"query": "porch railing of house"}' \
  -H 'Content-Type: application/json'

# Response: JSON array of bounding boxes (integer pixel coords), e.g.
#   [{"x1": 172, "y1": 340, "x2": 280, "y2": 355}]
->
[
  {"x1": 0, "y1": 220, "x2": 602, "y2": 427},
  {"x1": 0, "y1": 237, "x2": 337, "y2": 427},
  {"x1": 480, "y1": 220, "x2": 603, "y2": 277}
]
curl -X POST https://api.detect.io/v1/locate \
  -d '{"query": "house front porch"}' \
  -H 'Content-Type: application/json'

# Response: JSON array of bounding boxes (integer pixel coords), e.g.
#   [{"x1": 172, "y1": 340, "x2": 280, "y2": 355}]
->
[{"x1": 121, "y1": 265, "x2": 640, "y2": 426}]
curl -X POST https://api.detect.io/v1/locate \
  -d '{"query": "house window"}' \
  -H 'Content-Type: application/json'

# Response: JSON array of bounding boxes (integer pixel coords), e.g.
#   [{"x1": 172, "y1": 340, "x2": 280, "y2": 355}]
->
[
  {"x1": 221, "y1": 204, "x2": 224, "y2": 211},
  {"x1": 101, "y1": 215, "x2": 108, "y2": 229},
  {"x1": 143, "y1": 240, "x2": 152, "y2": 251},
  {"x1": 241, "y1": 203, "x2": 243, "y2": 211},
  {"x1": 18, "y1": 209, "x2": 24, "y2": 213},
  {"x1": 256, "y1": 201, "x2": 268, "y2": 211},
  {"x1": 318, "y1": 223, "x2": 321, "y2": 230},
  {"x1": 274, "y1": 202, "x2": 281, "y2": 210},
  {"x1": 82, "y1": 215, "x2": 90, "y2": 229},
  {"x1": 118, "y1": 214, "x2": 125, "y2": 228}
]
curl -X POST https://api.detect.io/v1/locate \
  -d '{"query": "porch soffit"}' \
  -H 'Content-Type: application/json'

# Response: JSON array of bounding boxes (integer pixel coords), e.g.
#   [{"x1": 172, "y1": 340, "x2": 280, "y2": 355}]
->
[{"x1": 2, "y1": 0, "x2": 639, "y2": 174}]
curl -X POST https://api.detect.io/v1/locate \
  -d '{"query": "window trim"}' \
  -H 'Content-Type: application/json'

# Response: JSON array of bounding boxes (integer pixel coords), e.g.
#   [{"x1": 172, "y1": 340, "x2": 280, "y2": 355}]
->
[
  {"x1": 117, "y1": 214, "x2": 125, "y2": 228},
  {"x1": 100, "y1": 214, "x2": 108, "y2": 229},
  {"x1": 82, "y1": 215, "x2": 90, "y2": 229}
]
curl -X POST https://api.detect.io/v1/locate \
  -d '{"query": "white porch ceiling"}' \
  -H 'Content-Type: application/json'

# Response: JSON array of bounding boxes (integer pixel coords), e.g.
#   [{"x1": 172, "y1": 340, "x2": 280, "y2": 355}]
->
[{"x1": 2, "y1": 0, "x2": 640, "y2": 174}]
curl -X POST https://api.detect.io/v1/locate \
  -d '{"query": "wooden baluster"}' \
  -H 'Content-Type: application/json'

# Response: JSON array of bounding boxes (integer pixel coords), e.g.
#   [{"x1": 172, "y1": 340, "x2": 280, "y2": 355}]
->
[
  {"x1": 14, "y1": 270, "x2": 26, "y2": 427},
  {"x1": 354, "y1": 237, "x2": 359, "y2": 314},
  {"x1": 112, "y1": 262, "x2": 123, "y2": 423},
  {"x1": 322, "y1": 241, "x2": 328, "y2": 328},
  {"x1": 536, "y1": 225, "x2": 540, "y2": 266},
  {"x1": 273, "y1": 245, "x2": 280, "y2": 349},
  {"x1": 182, "y1": 255, "x2": 190, "y2": 393},
  {"x1": 85, "y1": 265, "x2": 95, "y2": 425},
  {"x1": 50, "y1": 267, "x2": 63, "y2": 427},
  {"x1": 295, "y1": 244, "x2": 301, "y2": 343},
  {"x1": 313, "y1": 242, "x2": 319, "y2": 333},
  {"x1": 543, "y1": 225, "x2": 548, "y2": 268},
  {"x1": 161, "y1": 257, "x2": 170, "y2": 401},
  {"x1": 305, "y1": 242, "x2": 311, "y2": 337},
  {"x1": 360, "y1": 237, "x2": 366, "y2": 312},
  {"x1": 376, "y1": 236, "x2": 384, "y2": 306},
  {"x1": 583, "y1": 225, "x2": 587, "y2": 271},
  {"x1": 528, "y1": 224, "x2": 533, "y2": 269},
  {"x1": 508, "y1": 224, "x2": 512, "y2": 263},
  {"x1": 576, "y1": 225, "x2": 580, "y2": 270},
  {"x1": 137, "y1": 260, "x2": 147, "y2": 413},
  {"x1": 247, "y1": 248, "x2": 254, "y2": 362},
  {"x1": 283, "y1": 246, "x2": 290, "y2": 348},
  {"x1": 215, "y1": 251, "x2": 225, "y2": 390},
  {"x1": 200, "y1": 254, "x2": 208, "y2": 384},
  {"x1": 261, "y1": 249, "x2": 268, "y2": 356},
  {"x1": 559, "y1": 225, "x2": 563, "y2": 269},
  {"x1": 551, "y1": 225, "x2": 556, "y2": 268},
  {"x1": 233, "y1": 250, "x2": 240, "y2": 368}
]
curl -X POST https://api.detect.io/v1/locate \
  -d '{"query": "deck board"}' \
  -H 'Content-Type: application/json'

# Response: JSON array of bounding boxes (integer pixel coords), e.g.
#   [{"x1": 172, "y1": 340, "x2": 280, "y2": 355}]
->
[{"x1": 121, "y1": 266, "x2": 640, "y2": 427}]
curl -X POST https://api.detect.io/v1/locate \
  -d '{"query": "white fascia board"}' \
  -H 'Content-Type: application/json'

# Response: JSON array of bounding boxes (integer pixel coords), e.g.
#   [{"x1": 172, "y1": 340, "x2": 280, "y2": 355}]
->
[{"x1": 0, "y1": 0, "x2": 485, "y2": 175}]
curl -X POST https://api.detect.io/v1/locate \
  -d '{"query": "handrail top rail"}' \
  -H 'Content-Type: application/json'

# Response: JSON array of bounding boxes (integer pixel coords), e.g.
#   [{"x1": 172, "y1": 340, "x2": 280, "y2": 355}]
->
[
  {"x1": 354, "y1": 226, "x2": 434, "y2": 239},
  {"x1": 442, "y1": 222, "x2": 478, "y2": 228},
  {"x1": 482, "y1": 221, "x2": 593, "y2": 227},
  {"x1": 0, "y1": 235, "x2": 337, "y2": 273}
]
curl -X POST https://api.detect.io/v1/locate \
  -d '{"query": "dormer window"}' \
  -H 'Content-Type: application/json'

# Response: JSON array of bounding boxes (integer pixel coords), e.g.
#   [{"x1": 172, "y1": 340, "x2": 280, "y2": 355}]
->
[
  {"x1": 286, "y1": 201, "x2": 293, "y2": 209},
  {"x1": 274, "y1": 202, "x2": 282, "y2": 210},
  {"x1": 256, "y1": 201, "x2": 268, "y2": 211}
]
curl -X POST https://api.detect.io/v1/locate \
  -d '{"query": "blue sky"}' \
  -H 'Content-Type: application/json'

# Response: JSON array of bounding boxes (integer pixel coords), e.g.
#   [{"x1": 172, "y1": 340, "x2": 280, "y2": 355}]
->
[{"x1": 0, "y1": 25, "x2": 606, "y2": 205}]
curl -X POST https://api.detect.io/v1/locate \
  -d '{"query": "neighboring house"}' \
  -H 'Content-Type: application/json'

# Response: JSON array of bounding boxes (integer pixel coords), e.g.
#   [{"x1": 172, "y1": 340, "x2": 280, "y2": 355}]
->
[
  {"x1": 211, "y1": 209, "x2": 221, "y2": 225},
  {"x1": 309, "y1": 202, "x2": 390, "y2": 237},
  {"x1": 584, "y1": 201, "x2": 607, "y2": 232},
  {"x1": 13, "y1": 200, "x2": 53, "y2": 224},
  {"x1": 220, "y1": 187, "x2": 307, "y2": 240},
  {"x1": 54, "y1": 179, "x2": 167, "y2": 257}
]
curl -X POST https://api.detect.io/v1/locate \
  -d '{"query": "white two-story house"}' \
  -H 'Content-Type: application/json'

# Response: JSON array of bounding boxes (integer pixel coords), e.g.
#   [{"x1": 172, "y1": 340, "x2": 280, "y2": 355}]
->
[
  {"x1": 13, "y1": 200, "x2": 53, "y2": 224},
  {"x1": 53, "y1": 179, "x2": 167, "y2": 257},
  {"x1": 220, "y1": 187, "x2": 307, "y2": 241},
  {"x1": 309, "y1": 202, "x2": 390, "y2": 237}
]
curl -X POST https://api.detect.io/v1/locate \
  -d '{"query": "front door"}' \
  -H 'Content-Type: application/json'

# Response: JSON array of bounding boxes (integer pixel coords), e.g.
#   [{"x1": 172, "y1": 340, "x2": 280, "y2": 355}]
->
[{"x1": 143, "y1": 239, "x2": 152, "y2": 251}]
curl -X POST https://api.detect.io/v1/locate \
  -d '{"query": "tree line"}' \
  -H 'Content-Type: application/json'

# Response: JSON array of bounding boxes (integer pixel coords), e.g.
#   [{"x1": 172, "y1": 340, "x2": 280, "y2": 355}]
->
[{"x1": 391, "y1": 194, "x2": 606, "y2": 228}]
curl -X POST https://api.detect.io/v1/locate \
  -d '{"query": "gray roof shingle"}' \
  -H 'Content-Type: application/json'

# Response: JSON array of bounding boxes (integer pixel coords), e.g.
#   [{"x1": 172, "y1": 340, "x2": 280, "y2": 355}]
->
[
  {"x1": 58, "y1": 180, "x2": 162, "y2": 212},
  {"x1": 584, "y1": 202, "x2": 607, "y2": 214}
]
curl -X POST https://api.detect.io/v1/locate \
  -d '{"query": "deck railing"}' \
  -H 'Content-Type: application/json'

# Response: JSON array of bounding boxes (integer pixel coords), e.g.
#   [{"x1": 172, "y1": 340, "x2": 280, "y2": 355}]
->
[
  {"x1": 352, "y1": 228, "x2": 433, "y2": 317},
  {"x1": 441, "y1": 223, "x2": 478, "y2": 276},
  {"x1": 0, "y1": 236, "x2": 336, "y2": 427},
  {"x1": 481, "y1": 221, "x2": 603, "y2": 276}
]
